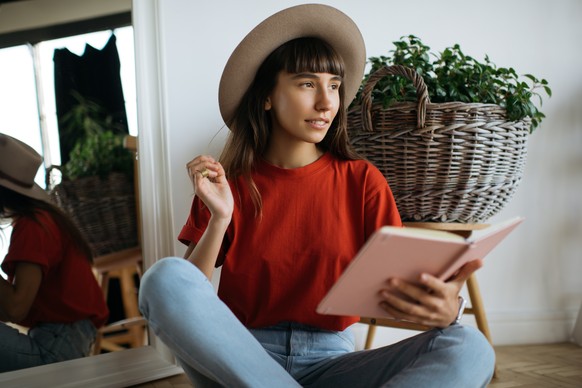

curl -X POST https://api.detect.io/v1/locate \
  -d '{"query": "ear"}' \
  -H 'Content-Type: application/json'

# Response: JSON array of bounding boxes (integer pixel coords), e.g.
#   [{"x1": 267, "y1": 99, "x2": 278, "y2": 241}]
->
[{"x1": 264, "y1": 97, "x2": 272, "y2": 111}]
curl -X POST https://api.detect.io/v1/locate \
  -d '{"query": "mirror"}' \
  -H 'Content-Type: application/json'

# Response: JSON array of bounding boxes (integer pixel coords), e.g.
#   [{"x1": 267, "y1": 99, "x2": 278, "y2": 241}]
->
[{"x1": 0, "y1": 0, "x2": 180, "y2": 385}]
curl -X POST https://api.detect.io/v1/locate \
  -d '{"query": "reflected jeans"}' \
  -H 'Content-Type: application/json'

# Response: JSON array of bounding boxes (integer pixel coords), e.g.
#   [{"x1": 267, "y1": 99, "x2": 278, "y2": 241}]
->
[
  {"x1": 0, "y1": 319, "x2": 96, "y2": 373},
  {"x1": 139, "y1": 257, "x2": 495, "y2": 387}
]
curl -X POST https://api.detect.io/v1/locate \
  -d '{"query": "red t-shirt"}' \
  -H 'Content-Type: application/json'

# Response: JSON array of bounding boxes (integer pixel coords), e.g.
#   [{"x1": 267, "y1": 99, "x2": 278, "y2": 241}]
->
[
  {"x1": 2, "y1": 210, "x2": 109, "y2": 328},
  {"x1": 178, "y1": 153, "x2": 402, "y2": 331}
]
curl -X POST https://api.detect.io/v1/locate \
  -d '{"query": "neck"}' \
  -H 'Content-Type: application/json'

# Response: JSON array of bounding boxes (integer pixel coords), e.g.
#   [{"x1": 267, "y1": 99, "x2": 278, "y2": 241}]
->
[{"x1": 263, "y1": 142, "x2": 323, "y2": 169}]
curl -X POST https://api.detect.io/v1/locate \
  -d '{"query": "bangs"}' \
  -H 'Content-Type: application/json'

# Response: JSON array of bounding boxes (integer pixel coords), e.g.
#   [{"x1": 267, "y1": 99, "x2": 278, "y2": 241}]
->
[{"x1": 279, "y1": 37, "x2": 345, "y2": 77}]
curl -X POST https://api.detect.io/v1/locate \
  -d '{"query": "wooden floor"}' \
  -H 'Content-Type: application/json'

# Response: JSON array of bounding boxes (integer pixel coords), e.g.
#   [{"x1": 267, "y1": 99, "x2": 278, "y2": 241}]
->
[
  {"x1": 489, "y1": 343, "x2": 582, "y2": 387},
  {"x1": 133, "y1": 342, "x2": 582, "y2": 387}
]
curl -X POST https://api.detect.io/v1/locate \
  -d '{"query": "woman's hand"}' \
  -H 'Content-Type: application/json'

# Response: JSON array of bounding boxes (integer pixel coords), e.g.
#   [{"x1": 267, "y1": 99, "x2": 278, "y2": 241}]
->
[
  {"x1": 185, "y1": 155, "x2": 233, "y2": 278},
  {"x1": 186, "y1": 155, "x2": 234, "y2": 222},
  {"x1": 378, "y1": 259, "x2": 483, "y2": 328}
]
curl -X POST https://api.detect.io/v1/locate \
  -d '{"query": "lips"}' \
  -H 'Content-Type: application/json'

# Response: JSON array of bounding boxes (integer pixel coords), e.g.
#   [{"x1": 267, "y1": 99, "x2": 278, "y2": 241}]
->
[
  {"x1": 306, "y1": 117, "x2": 330, "y2": 125},
  {"x1": 305, "y1": 119, "x2": 330, "y2": 131}
]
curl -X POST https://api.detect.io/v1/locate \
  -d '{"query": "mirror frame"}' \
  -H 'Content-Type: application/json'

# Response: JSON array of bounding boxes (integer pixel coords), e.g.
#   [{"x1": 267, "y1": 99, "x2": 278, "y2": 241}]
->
[{"x1": 0, "y1": 1, "x2": 182, "y2": 386}]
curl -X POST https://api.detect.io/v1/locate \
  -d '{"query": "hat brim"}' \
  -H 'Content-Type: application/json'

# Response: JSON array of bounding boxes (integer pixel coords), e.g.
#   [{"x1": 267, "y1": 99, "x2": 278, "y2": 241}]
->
[
  {"x1": 218, "y1": 4, "x2": 366, "y2": 127},
  {"x1": 0, "y1": 178, "x2": 51, "y2": 203}
]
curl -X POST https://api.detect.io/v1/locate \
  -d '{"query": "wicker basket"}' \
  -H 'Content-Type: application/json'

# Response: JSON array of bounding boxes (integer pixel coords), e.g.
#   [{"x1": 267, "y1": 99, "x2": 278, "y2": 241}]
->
[
  {"x1": 348, "y1": 65, "x2": 531, "y2": 223},
  {"x1": 49, "y1": 172, "x2": 138, "y2": 256}
]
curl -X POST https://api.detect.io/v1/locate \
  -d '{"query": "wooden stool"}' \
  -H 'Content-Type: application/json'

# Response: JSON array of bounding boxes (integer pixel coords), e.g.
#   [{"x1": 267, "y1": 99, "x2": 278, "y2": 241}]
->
[{"x1": 92, "y1": 247, "x2": 147, "y2": 354}]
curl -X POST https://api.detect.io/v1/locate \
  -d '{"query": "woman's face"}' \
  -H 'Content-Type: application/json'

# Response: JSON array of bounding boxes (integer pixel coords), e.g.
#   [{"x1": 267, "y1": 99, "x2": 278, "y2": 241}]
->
[{"x1": 265, "y1": 71, "x2": 341, "y2": 148}]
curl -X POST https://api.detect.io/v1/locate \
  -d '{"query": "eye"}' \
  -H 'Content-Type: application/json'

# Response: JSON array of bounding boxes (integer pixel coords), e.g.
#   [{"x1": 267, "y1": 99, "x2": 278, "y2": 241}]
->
[
  {"x1": 300, "y1": 81, "x2": 315, "y2": 88},
  {"x1": 330, "y1": 83, "x2": 340, "y2": 90}
]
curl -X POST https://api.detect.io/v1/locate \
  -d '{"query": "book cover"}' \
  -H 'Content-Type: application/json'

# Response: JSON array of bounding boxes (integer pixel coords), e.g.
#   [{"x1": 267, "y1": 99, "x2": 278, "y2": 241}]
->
[{"x1": 316, "y1": 217, "x2": 524, "y2": 319}]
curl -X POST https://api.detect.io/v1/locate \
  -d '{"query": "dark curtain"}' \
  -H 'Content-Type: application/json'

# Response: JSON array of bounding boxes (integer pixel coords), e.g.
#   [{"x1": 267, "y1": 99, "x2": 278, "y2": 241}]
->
[{"x1": 53, "y1": 33, "x2": 128, "y2": 165}]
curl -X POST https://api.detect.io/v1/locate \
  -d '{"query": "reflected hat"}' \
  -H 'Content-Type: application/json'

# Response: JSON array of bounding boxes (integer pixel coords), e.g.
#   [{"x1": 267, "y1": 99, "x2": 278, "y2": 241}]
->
[
  {"x1": 0, "y1": 133, "x2": 50, "y2": 203},
  {"x1": 218, "y1": 3, "x2": 366, "y2": 127}
]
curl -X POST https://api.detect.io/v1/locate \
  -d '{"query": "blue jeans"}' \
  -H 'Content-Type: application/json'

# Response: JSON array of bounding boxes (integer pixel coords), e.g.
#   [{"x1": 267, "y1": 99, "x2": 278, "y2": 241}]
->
[
  {"x1": 139, "y1": 257, "x2": 495, "y2": 387},
  {"x1": 0, "y1": 319, "x2": 96, "y2": 372}
]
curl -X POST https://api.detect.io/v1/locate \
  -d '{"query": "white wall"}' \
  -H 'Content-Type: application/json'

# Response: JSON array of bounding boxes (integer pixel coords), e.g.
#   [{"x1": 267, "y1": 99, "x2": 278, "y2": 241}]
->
[{"x1": 137, "y1": 0, "x2": 582, "y2": 346}]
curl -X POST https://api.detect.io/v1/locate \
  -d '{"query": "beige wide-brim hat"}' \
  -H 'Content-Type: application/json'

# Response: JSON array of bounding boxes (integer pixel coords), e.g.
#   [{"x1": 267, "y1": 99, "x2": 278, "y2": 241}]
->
[
  {"x1": 0, "y1": 133, "x2": 51, "y2": 203},
  {"x1": 218, "y1": 3, "x2": 366, "y2": 127}
]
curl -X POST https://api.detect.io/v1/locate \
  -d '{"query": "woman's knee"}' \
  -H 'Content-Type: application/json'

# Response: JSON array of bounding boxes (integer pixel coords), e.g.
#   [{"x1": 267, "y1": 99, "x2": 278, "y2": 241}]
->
[
  {"x1": 459, "y1": 325, "x2": 495, "y2": 362},
  {"x1": 141, "y1": 257, "x2": 184, "y2": 289},
  {"x1": 139, "y1": 257, "x2": 188, "y2": 315},
  {"x1": 441, "y1": 325, "x2": 495, "y2": 382},
  {"x1": 139, "y1": 257, "x2": 213, "y2": 316}
]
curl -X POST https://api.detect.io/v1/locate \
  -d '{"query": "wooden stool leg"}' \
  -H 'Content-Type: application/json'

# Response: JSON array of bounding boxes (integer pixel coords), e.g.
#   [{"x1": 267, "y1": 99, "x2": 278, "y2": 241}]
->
[
  {"x1": 92, "y1": 271, "x2": 110, "y2": 355},
  {"x1": 364, "y1": 324, "x2": 377, "y2": 350},
  {"x1": 118, "y1": 267, "x2": 143, "y2": 348},
  {"x1": 466, "y1": 274, "x2": 492, "y2": 344},
  {"x1": 466, "y1": 274, "x2": 497, "y2": 378}
]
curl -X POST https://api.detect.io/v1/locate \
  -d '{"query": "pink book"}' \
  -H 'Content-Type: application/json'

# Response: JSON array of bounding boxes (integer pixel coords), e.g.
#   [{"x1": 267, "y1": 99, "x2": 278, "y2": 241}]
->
[{"x1": 316, "y1": 216, "x2": 524, "y2": 319}]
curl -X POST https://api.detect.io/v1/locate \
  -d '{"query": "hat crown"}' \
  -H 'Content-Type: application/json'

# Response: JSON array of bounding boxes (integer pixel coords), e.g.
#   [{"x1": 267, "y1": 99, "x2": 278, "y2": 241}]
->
[{"x1": 0, "y1": 133, "x2": 43, "y2": 189}]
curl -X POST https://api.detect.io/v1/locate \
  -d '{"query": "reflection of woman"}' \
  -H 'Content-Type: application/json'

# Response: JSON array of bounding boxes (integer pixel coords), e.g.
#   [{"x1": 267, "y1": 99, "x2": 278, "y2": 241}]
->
[
  {"x1": 0, "y1": 134, "x2": 108, "y2": 372},
  {"x1": 139, "y1": 4, "x2": 494, "y2": 387}
]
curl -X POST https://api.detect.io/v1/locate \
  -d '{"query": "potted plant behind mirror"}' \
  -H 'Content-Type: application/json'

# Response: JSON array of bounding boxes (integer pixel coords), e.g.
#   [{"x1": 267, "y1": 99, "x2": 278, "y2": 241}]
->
[
  {"x1": 49, "y1": 92, "x2": 137, "y2": 256},
  {"x1": 348, "y1": 35, "x2": 551, "y2": 223}
]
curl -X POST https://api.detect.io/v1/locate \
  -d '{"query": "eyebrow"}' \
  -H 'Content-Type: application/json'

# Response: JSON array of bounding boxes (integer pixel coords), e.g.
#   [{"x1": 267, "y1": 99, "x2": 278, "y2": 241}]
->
[{"x1": 290, "y1": 72, "x2": 343, "y2": 82}]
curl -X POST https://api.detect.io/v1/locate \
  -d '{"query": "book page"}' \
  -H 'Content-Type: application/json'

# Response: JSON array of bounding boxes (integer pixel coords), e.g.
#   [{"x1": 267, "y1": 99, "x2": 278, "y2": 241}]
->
[
  {"x1": 467, "y1": 216, "x2": 525, "y2": 243},
  {"x1": 389, "y1": 226, "x2": 466, "y2": 242}
]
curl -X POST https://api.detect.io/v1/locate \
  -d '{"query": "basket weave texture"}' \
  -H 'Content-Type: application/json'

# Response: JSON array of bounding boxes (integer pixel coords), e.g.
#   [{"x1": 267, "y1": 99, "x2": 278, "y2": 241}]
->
[
  {"x1": 49, "y1": 172, "x2": 138, "y2": 256},
  {"x1": 348, "y1": 65, "x2": 531, "y2": 223}
]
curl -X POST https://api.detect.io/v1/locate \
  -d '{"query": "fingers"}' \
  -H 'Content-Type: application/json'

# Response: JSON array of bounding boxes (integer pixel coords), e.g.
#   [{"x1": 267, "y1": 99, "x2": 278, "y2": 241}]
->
[
  {"x1": 384, "y1": 278, "x2": 448, "y2": 312},
  {"x1": 380, "y1": 274, "x2": 457, "y2": 325},
  {"x1": 417, "y1": 259, "x2": 483, "y2": 294},
  {"x1": 449, "y1": 259, "x2": 483, "y2": 283},
  {"x1": 186, "y1": 155, "x2": 226, "y2": 183},
  {"x1": 378, "y1": 285, "x2": 444, "y2": 326},
  {"x1": 186, "y1": 155, "x2": 214, "y2": 179},
  {"x1": 379, "y1": 259, "x2": 484, "y2": 327},
  {"x1": 200, "y1": 168, "x2": 211, "y2": 178}
]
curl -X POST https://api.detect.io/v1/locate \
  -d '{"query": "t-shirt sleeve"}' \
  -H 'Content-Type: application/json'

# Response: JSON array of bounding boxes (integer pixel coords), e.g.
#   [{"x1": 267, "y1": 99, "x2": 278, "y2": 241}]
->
[
  {"x1": 177, "y1": 196, "x2": 211, "y2": 246},
  {"x1": 2, "y1": 215, "x2": 60, "y2": 279},
  {"x1": 177, "y1": 196, "x2": 231, "y2": 267},
  {"x1": 363, "y1": 164, "x2": 403, "y2": 239}
]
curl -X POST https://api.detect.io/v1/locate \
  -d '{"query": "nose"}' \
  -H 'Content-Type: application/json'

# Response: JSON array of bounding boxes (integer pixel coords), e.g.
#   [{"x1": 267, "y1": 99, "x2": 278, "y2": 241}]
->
[{"x1": 315, "y1": 89, "x2": 334, "y2": 112}]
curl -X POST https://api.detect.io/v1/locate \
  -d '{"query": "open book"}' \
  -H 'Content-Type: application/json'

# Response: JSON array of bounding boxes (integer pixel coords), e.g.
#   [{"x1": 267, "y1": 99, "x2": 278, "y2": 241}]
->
[{"x1": 316, "y1": 216, "x2": 524, "y2": 319}]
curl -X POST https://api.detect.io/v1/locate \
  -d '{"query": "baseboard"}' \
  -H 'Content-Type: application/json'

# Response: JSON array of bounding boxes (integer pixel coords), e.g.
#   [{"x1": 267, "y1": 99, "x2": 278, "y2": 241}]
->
[
  {"x1": 486, "y1": 309, "x2": 578, "y2": 345},
  {"x1": 357, "y1": 309, "x2": 579, "y2": 349}
]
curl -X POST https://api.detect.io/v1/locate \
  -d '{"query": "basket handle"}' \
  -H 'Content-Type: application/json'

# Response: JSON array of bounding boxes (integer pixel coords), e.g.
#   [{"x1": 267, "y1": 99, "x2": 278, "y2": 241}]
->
[{"x1": 360, "y1": 65, "x2": 429, "y2": 131}]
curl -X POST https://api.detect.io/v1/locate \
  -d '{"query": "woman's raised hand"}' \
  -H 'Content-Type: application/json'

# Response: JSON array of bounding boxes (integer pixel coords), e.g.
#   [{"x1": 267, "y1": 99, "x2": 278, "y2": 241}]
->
[{"x1": 186, "y1": 155, "x2": 234, "y2": 222}]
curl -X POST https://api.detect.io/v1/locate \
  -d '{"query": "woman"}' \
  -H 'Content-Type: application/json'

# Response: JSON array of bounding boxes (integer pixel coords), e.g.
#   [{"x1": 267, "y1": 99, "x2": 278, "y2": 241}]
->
[
  {"x1": 139, "y1": 4, "x2": 495, "y2": 387},
  {"x1": 0, "y1": 133, "x2": 108, "y2": 372}
]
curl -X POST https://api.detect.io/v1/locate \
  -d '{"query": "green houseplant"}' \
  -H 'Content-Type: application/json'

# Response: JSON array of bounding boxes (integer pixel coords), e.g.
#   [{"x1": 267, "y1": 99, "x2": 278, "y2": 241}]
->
[
  {"x1": 50, "y1": 92, "x2": 137, "y2": 256},
  {"x1": 357, "y1": 35, "x2": 551, "y2": 131},
  {"x1": 348, "y1": 35, "x2": 552, "y2": 223},
  {"x1": 60, "y1": 91, "x2": 133, "y2": 180},
  {"x1": 63, "y1": 130, "x2": 133, "y2": 180}
]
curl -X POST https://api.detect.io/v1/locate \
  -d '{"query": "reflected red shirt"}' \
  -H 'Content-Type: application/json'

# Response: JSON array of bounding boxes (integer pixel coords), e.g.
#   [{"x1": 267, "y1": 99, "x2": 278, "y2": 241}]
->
[{"x1": 2, "y1": 210, "x2": 109, "y2": 328}]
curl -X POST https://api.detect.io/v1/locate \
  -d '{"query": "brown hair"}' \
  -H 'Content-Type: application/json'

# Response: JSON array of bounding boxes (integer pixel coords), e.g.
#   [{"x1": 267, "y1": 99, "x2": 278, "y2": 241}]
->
[{"x1": 219, "y1": 37, "x2": 361, "y2": 215}]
